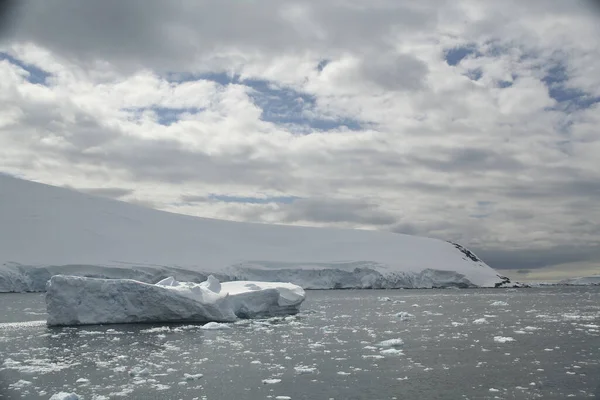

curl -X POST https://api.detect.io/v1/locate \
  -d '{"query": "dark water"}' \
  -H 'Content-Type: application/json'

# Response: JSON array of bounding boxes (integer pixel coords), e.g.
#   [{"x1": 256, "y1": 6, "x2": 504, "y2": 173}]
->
[{"x1": 1, "y1": 288, "x2": 599, "y2": 400}]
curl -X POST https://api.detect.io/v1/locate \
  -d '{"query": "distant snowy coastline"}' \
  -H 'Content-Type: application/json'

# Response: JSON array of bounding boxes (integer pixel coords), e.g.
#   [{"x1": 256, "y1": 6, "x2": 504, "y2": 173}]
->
[{"x1": 1, "y1": 174, "x2": 508, "y2": 292}]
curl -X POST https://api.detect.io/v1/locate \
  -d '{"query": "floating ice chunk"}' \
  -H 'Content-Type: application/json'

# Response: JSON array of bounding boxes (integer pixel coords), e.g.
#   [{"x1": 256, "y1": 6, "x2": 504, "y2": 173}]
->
[
  {"x1": 183, "y1": 373, "x2": 203, "y2": 381},
  {"x1": 473, "y1": 318, "x2": 488, "y2": 324},
  {"x1": 490, "y1": 301, "x2": 509, "y2": 306},
  {"x1": 201, "y1": 322, "x2": 232, "y2": 330},
  {"x1": 396, "y1": 312, "x2": 415, "y2": 321},
  {"x1": 378, "y1": 297, "x2": 392, "y2": 302},
  {"x1": 493, "y1": 336, "x2": 515, "y2": 343},
  {"x1": 9, "y1": 380, "x2": 32, "y2": 388},
  {"x1": 337, "y1": 371, "x2": 351, "y2": 375},
  {"x1": 294, "y1": 365, "x2": 318, "y2": 374},
  {"x1": 375, "y1": 338, "x2": 404, "y2": 347},
  {"x1": 380, "y1": 348, "x2": 404, "y2": 356},
  {"x1": 46, "y1": 275, "x2": 305, "y2": 326},
  {"x1": 49, "y1": 393, "x2": 80, "y2": 400},
  {"x1": 275, "y1": 397, "x2": 291, "y2": 400},
  {"x1": 489, "y1": 388, "x2": 500, "y2": 392},
  {"x1": 362, "y1": 354, "x2": 385, "y2": 359},
  {"x1": 129, "y1": 367, "x2": 150, "y2": 377},
  {"x1": 75, "y1": 378, "x2": 89, "y2": 384},
  {"x1": 262, "y1": 378, "x2": 282, "y2": 384}
]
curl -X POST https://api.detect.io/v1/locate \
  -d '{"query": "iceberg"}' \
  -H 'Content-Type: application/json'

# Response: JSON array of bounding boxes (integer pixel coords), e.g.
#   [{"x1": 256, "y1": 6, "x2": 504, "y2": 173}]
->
[
  {"x1": 45, "y1": 275, "x2": 305, "y2": 326},
  {"x1": 0, "y1": 174, "x2": 506, "y2": 291}
]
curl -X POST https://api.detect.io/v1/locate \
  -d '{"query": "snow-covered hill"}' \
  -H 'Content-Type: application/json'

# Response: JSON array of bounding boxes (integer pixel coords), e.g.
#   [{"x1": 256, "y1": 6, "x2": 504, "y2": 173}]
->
[
  {"x1": 558, "y1": 275, "x2": 600, "y2": 286},
  {"x1": 0, "y1": 174, "x2": 505, "y2": 292}
]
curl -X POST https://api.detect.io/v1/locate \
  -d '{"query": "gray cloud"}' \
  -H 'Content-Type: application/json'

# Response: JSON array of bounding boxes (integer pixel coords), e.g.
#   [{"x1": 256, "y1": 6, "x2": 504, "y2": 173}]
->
[
  {"x1": 75, "y1": 187, "x2": 133, "y2": 199},
  {"x1": 7, "y1": 0, "x2": 438, "y2": 72},
  {"x1": 473, "y1": 245, "x2": 600, "y2": 270},
  {"x1": 180, "y1": 195, "x2": 210, "y2": 203},
  {"x1": 360, "y1": 53, "x2": 429, "y2": 91},
  {"x1": 410, "y1": 147, "x2": 525, "y2": 173},
  {"x1": 281, "y1": 198, "x2": 398, "y2": 226},
  {"x1": 0, "y1": 0, "x2": 18, "y2": 38}
]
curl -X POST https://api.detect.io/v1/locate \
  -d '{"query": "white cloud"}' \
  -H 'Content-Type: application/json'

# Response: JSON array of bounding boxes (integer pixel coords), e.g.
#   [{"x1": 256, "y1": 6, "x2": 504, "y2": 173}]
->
[{"x1": 0, "y1": 0, "x2": 599, "y2": 274}]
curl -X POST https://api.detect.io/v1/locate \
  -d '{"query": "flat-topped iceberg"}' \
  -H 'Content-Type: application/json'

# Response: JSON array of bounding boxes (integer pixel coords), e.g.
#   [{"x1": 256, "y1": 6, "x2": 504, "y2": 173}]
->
[{"x1": 46, "y1": 275, "x2": 305, "y2": 326}]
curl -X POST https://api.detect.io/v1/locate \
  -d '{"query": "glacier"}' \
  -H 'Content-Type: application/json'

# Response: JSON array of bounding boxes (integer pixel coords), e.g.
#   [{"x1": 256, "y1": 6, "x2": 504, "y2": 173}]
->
[
  {"x1": 0, "y1": 174, "x2": 507, "y2": 291},
  {"x1": 46, "y1": 275, "x2": 306, "y2": 326}
]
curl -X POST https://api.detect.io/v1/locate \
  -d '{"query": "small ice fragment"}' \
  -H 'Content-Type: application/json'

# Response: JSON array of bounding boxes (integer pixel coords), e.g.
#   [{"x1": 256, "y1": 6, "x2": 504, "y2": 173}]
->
[
  {"x1": 523, "y1": 326, "x2": 540, "y2": 331},
  {"x1": 493, "y1": 336, "x2": 515, "y2": 343},
  {"x1": 275, "y1": 397, "x2": 291, "y2": 400},
  {"x1": 201, "y1": 322, "x2": 232, "y2": 330},
  {"x1": 294, "y1": 366, "x2": 318, "y2": 374},
  {"x1": 10, "y1": 380, "x2": 32, "y2": 388},
  {"x1": 262, "y1": 378, "x2": 282, "y2": 384},
  {"x1": 129, "y1": 367, "x2": 150, "y2": 377},
  {"x1": 49, "y1": 393, "x2": 80, "y2": 400},
  {"x1": 473, "y1": 318, "x2": 488, "y2": 324},
  {"x1": 375, "y1": 338, "x2": 404, "y2": 347},
  {"x1": 380, "y1": 348, "x2": 404, "y2": 356},
  {"x1": 489, "y1": 388, "x2": 499, "y2": 392},
  {"x1": 184, "y1": 373, "x2": 204, "y2": 381},
  {"x1": 490, "y1": 301, "x2": 509, "y2": 306},
  {"x1": 75, "y1": 378, "x2": 89, "y2": 384},
  {"x1": 396, "y1": 312, "x2": 415, "y2": 321}
]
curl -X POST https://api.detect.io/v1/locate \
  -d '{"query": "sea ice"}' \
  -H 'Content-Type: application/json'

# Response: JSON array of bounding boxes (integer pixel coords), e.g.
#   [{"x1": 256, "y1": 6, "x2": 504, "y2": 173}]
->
[
  {"x1": 375, "y1": 338, "x2": 404, "y2": 347},
  {"x1": 49, "y1": 393, "x2": 80, "y2": 400},
  {"x1": 396, "y1": 312, "x2": 415, "y2": 321},
  {"x1": 45, "y1": 275, "x2": 305, "y2": 326},
  {"x1": 183, "y1": 373, "x2": 203, "y2": 381},
  {"x1": 380, "y1": 348, "x2": 404, "y2": 356},
  {"x1": 493, "y1": 336, "x2": 515, "y2": 343},
  {"x1": 262, "y1": 378, "x2": 282, "y2": 384},
  {"x1": 200, "y1": 322, "x2": 232, "y2": 330}
]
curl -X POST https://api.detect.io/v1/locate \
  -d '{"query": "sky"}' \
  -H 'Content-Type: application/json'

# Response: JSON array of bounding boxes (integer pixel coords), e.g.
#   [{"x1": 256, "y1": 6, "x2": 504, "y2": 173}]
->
[{"x1": 0, "y1": 0, "x2": 599, "y2": 281}]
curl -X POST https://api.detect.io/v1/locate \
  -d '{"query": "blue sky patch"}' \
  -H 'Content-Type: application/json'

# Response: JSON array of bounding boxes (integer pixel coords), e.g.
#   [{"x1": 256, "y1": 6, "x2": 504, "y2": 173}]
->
[
  {"x1": 317, "y1": 59, "x2": 330, "y2": 72},
  {"x1": 0, "y1": 52, "x2": 51, "y2": 85},
  {"x1": 465, "y1": 68, "x2": 482, "y2": 81},
  {"x1": 445, "y1": 45, "x2": 479, "y2": 66},
  {"x1": 542, "y1": 63, "x2": 600, "y2": 112},
  {"x1": 123, "y1": 106, "x2": 204, "y2": 126},
  {"x1": 164, "y1": 71, "x2": 364, "y2": 131}
]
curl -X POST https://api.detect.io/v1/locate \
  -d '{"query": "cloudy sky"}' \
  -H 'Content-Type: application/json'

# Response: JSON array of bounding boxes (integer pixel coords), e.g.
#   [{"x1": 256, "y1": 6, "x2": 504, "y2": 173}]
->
[{"x1": 1, "y1": 0, "x2": 599, "y2": 281}]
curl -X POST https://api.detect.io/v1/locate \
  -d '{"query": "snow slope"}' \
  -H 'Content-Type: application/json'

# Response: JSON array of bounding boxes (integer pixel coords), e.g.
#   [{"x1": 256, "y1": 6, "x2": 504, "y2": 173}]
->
[
  {"x1": 0, "y1": 174, "x2": 504, "y2": 291},
  {"x1": 46, "y1": 275, "x2": 305, "y2": 326}
]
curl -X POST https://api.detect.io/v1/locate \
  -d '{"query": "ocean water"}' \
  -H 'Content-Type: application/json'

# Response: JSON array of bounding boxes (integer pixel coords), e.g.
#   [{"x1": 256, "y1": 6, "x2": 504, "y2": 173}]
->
[{"x1": 0, "y1": 288, "x2": 599, "y2": 400}]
